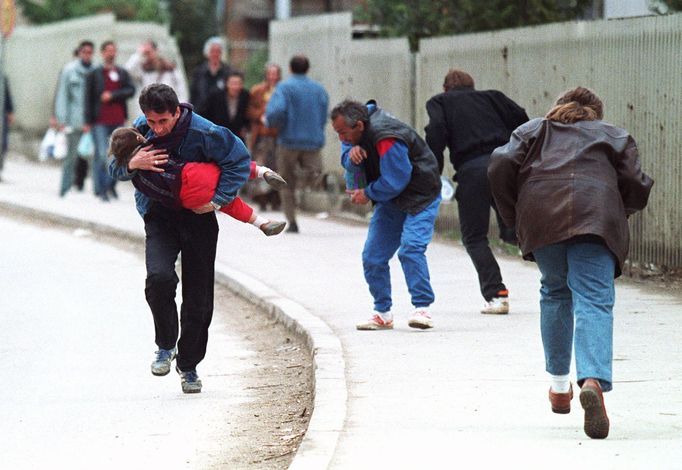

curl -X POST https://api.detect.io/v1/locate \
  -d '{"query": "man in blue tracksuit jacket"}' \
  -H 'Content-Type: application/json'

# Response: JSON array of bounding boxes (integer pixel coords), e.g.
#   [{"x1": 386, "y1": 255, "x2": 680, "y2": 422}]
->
[{"x1": 331, "y1": 99, "x2": 442, "y2": 331}]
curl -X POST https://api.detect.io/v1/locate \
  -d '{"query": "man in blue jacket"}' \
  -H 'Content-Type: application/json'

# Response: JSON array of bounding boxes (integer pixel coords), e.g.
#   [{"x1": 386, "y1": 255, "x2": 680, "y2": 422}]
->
[
  {"x1": 265, "y1": 55, "x2": 328, "y2": 233},
  {"x1": 109, "y1": 84, "x2": 251, "y2": 393},
  {"x1": 332, "y1": 99, "x2": 441, "y2": 330}
]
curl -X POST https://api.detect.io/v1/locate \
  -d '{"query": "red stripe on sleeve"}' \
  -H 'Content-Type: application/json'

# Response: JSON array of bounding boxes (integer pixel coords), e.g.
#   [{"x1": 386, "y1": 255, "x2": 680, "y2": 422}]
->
[{"x1": 376, "y1": 138, "x2": 396, "y2": 158}]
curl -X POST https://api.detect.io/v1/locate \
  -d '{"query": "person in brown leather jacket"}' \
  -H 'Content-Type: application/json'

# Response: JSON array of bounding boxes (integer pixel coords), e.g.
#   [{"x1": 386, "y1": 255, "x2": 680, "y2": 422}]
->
[{"x1": 488, "y1": 86, "x2": 653, "y2": 440}]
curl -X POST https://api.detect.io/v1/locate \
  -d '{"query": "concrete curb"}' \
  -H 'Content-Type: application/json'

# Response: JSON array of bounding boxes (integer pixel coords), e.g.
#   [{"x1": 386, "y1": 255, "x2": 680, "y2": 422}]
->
[
  {"x1": 215, "y1": 264, "x2": 346, "y2": 470},
  {"x1": 1, "y1": 201, "x2": 346, "y2": 469}
]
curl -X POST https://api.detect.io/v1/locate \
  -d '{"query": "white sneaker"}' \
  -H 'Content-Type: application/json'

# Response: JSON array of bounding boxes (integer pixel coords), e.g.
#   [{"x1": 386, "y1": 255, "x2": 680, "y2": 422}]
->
[
  {"x1": 481, "y1": 297, "x2": 509, "y2": 314},
  {"x1": 408, "y1": 308, "x2": 433, "y2": 329},
  {"x1": 356, "y1": 313, "x2": 394, "y2": 330}
]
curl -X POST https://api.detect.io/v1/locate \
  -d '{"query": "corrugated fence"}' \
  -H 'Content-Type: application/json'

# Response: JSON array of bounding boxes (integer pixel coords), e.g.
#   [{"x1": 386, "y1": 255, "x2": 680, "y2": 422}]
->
[{"x1": 268, "y1": 13, "x2": 682, "y2": 271}]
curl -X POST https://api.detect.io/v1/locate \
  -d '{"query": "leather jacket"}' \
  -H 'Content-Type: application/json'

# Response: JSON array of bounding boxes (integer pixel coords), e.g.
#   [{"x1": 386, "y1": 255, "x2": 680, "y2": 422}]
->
[{"x1": 488, "y1": 117, "x2": 653, "y2": 276}]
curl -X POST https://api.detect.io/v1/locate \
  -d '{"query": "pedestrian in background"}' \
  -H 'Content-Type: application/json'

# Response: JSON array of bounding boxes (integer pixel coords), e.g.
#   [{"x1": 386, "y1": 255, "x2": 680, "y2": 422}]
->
[
  {"x1": 265, "y1": 55, "x2": 328, "y2": 233},
  {"x1": 55, "y1": 40, "x2": 94, "y2": 197},
  {"x1": 109, "y1": 84, "x2": 252, "y2": 394},
  {"x1": 85, "y1": 40, "x2": 135, "y2": 201},
  {"x1": 190, "y1": 36, "x2": 231, "y2": 117},
  {"x1": 488, "y1": 86, "x2": 653, "y2": 439},
  {"x1": 0, "y1": 76, "x2": 14, "y2": 182},
  {"x1": 125, "y1": 39, "x2": 188, "y2": 115},
  {"x1": 331, "y1": 99, "x2": 441, "y2": 331},
  {"x1": 247, "y1": 63, "x2": 282, "y2": 211},
  {"x1": 203, "y1": 71, "x2": 250, "y2": 142},
  {"x1": 425, "y1": 68, "x2": 528, "y2": 314}
]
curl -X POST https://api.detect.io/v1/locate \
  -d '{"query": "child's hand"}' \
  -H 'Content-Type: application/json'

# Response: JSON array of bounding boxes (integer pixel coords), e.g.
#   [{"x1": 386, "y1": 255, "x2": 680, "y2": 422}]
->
[{"x1": 349, "y1": 189, "x2": 369, "y2": 205}]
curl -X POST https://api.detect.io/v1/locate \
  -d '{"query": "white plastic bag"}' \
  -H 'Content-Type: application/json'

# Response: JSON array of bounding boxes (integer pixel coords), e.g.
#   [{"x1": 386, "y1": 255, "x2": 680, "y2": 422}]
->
[
  {"x1": 38, "y1": 128, "x2": 57, "y2": 161},
  {"x1": 53, "y1": 130, "x2": 68, "y2": 160},
  {"x1": 77, "y1": 132, "x2": 94, "y2": 159}
]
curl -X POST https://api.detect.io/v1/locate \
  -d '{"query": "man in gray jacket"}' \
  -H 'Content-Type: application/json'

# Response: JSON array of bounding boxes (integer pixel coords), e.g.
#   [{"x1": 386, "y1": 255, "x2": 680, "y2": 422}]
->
[{"x1": 55, "y1": 40, "x2": 94, "y2": 197}]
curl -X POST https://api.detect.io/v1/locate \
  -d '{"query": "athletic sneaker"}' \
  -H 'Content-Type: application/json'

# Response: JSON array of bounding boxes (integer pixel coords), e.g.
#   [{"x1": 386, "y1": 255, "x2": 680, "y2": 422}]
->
[
  {"x1": 177, "y1": 366, "x2": 202, "y2": 394},
  {"x1": 408, "y1": 308, "x2": 433, "y2": 329},
  {"x1": 151, "y1": 347, "x2": 177, "y2": 376},
  {"x1": 356, "y1": 313, "x2": 394, "y2": 331},
  {"x1": 481, "y1": 291, "x2": 509, "y2": 314}
]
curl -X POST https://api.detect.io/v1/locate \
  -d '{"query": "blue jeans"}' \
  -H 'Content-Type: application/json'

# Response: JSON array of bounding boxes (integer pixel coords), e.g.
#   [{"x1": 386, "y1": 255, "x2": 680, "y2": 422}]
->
[
  {"x1": 533, "y1": 241, "x2": 616, "y2": 392},
  {"x1": 362, "y1": 196, "x2": 441, "y2": 313},
  {"x1": 92, "y1": 124, "x2": 120, "y2": 196}
]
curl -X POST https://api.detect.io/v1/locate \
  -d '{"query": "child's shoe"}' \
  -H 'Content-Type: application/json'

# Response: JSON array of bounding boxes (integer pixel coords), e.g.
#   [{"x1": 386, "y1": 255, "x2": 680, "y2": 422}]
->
[
  {"x1": 260, "y1": 220, "x2": 286, "y2": 236},
  {"x1": 263, "y1": 170, "x2": 287, "y2": 190}
]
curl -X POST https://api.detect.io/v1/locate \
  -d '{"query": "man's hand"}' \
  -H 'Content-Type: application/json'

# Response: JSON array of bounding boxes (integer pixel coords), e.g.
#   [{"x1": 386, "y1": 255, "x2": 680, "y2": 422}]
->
[
  {"x1": 127, "y1": 145, "x2": 168, "y2": 173},
  {"x1": 349, "y1": 189, "x2": 369, "y2": 205},
  {"x1": 101, "y1": 91, "x2": 113, "y2": 103},
  {"x1": 192, "y1": 203, "x2": 215, "y2": 214},
  {"x1": 348, "y1": 145, "x2": 367, "y2": 165}
]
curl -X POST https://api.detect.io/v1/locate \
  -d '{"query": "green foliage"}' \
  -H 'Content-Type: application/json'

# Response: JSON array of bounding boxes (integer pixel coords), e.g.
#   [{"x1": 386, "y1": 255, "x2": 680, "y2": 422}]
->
[
  {"x1": 16, "y1": 0, "x2": 163, "y2": 24},
  {"x1": 168, "y1": 0, "x2": 219, "y2": 79},
  {"x1": 356, "y1": 0, "x2": 594, "y2": 51},
  {"x1": 243, "y1": 48, "x2": 269, "y2": 89}
]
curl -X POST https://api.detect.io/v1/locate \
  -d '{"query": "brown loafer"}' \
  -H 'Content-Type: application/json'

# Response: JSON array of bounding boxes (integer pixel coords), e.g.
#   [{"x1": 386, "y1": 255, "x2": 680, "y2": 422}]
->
[
  {"x1": 579, "y1": 378, "x2": 610, "y2": 439},
  {"x1": 263, "y1": 171, "x2": 287, "y2": 190},
  {"x1": 549, "y1": 383, "x2": 573, "y2": 414}
]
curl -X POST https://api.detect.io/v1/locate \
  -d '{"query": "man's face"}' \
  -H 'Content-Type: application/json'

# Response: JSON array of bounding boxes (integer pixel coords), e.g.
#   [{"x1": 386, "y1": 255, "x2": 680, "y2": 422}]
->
[
  {"x1": 207, "y1": 44, "x2": 222, "y2": 63},
  {"x1": 101, "y1": 44, "x2": 117, "y2": 64},
  {"x1": 145, "y1": 108, "x2": 180, "y2": 137},
  {"x1": 332, "y1": 115, "x2": 364, "y2": 145}
]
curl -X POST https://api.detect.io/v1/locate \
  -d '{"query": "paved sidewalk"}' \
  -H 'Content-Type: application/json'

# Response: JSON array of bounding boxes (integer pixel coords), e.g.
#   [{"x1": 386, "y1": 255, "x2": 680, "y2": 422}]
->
[{"x1": 1, "y1": 155, "x2": 681, "y2": 469}]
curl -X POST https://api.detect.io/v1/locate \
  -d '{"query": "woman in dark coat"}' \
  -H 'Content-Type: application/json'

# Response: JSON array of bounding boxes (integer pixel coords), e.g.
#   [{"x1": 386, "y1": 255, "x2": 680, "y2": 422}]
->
[
  {"x1": 488, "y1": 86, "x2": 653, "y2": 440},
  {"x1": 203, "y1": 71, "x2": 250, "y2": 142}
]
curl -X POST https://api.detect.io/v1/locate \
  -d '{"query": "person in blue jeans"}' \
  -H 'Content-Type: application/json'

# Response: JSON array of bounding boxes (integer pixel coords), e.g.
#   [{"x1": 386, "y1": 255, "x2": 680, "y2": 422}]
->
[
  {"x1": 85, "y1": 40, "x2": 135, "y2": 201},
  {"x1": 331, "y1": 99, "x2": 441, "y2": 331},
  {"x1": 489, "y1": 86, "x2": 653, "y2": 439}
]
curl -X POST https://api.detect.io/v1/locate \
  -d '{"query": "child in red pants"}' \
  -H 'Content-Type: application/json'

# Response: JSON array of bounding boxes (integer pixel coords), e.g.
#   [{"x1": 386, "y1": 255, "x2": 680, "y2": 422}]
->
[{"x1": 109, "y1": 127, "x2": 287, "y2": 235}]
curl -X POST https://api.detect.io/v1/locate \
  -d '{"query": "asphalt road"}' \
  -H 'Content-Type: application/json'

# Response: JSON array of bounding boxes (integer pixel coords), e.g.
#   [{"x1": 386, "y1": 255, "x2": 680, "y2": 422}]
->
[{"x1": 0, "y1": 215, "x2": 259, "y2": 469}]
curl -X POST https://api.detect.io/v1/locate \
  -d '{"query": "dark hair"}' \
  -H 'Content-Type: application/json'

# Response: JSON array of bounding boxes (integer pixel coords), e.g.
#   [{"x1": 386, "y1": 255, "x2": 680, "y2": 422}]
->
[
  {"x1": 331, "y1": 99, "x2": 369, "y2": 127},
  {"x1": 228, "y1": 71, "x2": 245, "y2": 80},
  {"x1": 443, "y1": 69, "x2": 475, "y2": 91},
  {"x1": 290, "y1": 55, "x2": 310, "y2": 74},
  {"x1": 109, "y1": 127, "x2": 147, "y2": 166},
  {"x1": 546, "y1": 86, "x2": 603, "y2": 124},
  {"x1": 78, "y1": 40, "x2": 94, "y2": 52},
  {"x1": 139, "y1": 84, "x2": 179, "y2": 114},
  {"x1": 100, "y1": 40, "x2": 115, "y2": 51}
]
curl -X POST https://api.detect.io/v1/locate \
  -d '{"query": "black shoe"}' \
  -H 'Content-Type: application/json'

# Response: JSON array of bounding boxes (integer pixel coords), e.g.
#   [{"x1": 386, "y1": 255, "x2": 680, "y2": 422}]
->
[{"x1": 286, "y1": 221, "x2": 299, "y2": 233}]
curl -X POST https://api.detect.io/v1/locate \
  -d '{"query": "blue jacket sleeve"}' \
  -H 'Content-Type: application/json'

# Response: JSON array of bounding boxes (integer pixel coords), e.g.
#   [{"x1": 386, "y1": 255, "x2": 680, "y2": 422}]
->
[
  {"x1": 364, "y1": 139, "x2": 412, "y2": 202},
  {"x1": 204, "y1": 125, "x2": 252, "y2": 207},
  {"x1": 264, "y1": 84, "x2": 287, "y2": 129}
]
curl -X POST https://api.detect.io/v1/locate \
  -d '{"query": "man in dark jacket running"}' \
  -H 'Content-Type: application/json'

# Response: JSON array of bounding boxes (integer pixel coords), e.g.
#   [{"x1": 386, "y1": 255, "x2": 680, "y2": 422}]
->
[{"x1": 425, "y1": 69, "x2": 528, "y2": 315}]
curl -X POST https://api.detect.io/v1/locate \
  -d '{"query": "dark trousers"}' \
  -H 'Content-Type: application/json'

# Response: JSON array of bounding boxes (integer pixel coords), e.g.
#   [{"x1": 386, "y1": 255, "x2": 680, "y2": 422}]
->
[
  {"x1": 455, "y1": 155, "x2": 515, "y2": 301},
  {"x1": 143, "y1": 204, "x2": 219, "y2": 371}
]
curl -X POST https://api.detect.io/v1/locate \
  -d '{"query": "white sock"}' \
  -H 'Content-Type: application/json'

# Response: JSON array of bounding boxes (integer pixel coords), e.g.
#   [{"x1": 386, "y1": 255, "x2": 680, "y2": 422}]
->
[
  {"x1": 376, "y1": 311, "x2": 393, "y2": 321},
  {"x1": 251, "y1": 215, "x2": 268, "y2": 228},
  {"x1": 550, "y1": 374, "x2": 571, "y2": 393},
  {"x1": 256, "y1": 165, "x2": 271, "y2": 178}
]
